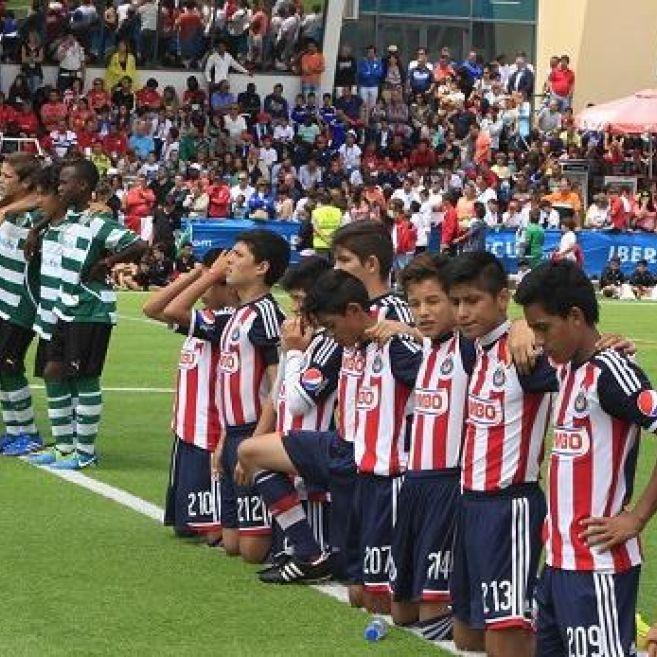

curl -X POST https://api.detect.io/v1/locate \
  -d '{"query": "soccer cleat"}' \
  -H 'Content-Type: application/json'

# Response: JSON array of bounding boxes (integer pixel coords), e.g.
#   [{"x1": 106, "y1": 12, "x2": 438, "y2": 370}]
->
[
  {"x1": 27, "y1": 448, "x2": 61, "y2": 466},
  {"x1": 49, "y1": 451, "x2": 98, "y2": 470},
  {"x1": 258, "y1": 552, "x2": 332, "y2": 585},
  {"x1": 256, "y1": 552, "x2": 291, "y2": 576},
  {"x1": 2, "y1": 433, "x2": 43, "y2": 456},
  {"x1": 0, "y1": 433, "x2": 18, "y2": 454}
]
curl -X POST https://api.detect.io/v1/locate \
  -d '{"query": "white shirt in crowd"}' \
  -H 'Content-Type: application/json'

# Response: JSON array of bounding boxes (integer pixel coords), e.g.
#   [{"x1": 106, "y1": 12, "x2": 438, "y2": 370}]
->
[
  {"x1": 273, "y1": 124, "x2": 295, "y2": 143},
  {"x1": 230, "y1": 183, "x2": 255, "y2": 202},
  {"x1": 259, "y1": 146, "x2": 278, "y2": 168},
  {"x1": 391, "y1": 188, "x2": 420, "y2": 211},
  {"x1": 338, "y1": 143, "x2": 362, "y2": 170},
  {"x1": 411, "y1": 211, "x2": 431, "y2": 247},
  {"x1": 558, "y1": 230, "x2": 578, "y2": 261},
  {"x1": 586, "y1": 202, "x2": 610, "y2": 228},
  {"x1": 224, "y1": 114, "x2": 248, "y2": 140},
  {"x1": 204, "y1": 51, "x2": 248, "y2": 84},
  {"x1": 503, "y1": 210, "x2": 525, "y2": 228},
  {"x1": 137, "y1": 1, "x2": 158, "y2": 30},
  {"x1": 478, "y1": 186, "x2": 497, "y2": 206}
]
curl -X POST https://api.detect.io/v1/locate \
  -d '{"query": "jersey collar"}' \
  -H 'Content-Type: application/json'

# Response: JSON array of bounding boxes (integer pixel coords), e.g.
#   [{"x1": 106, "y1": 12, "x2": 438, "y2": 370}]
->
[{"x1": 478, "y1": 320, "x2": 511, "y2": 350}]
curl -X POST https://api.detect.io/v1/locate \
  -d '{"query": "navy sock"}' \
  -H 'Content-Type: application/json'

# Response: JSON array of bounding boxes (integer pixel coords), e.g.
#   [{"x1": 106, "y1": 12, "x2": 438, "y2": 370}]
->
[{"x1": 254, "y1": 471, "x2": 321, "y2": 561}]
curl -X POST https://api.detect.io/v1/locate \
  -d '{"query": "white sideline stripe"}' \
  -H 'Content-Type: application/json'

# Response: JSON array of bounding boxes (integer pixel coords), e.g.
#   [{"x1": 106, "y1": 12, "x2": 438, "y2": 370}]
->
[
  {"x1": 30, "y1": 385, "x2": 175, "y2": 394},
  {"x1": 23, "y1": 462, "x2": 484, "y2": 657},
  {"x1": 117, "y1": 314, "x2": 160, "y2": 325}
]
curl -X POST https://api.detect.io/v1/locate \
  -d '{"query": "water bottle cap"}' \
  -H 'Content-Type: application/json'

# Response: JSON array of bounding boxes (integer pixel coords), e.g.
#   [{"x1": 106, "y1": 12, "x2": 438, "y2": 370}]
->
[{"x1": 364, "y1": 627, "x2": 379, "y2": 642}]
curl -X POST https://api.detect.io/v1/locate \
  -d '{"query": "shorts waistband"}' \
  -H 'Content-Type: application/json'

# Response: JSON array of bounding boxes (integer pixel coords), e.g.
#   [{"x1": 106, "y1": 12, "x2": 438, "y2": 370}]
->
[
  {"x1": 225, "y1": 423, "x2": 258, "y2": 439},
  {"x1": 462, "y1": 482, "x2": 541, "y2": 500},
  {"x1": 357, "y1": 471, "x2": 405, "y2": 482},
  {"x1": 405, "y1": 468, "x2": 460, "y2": 481}
]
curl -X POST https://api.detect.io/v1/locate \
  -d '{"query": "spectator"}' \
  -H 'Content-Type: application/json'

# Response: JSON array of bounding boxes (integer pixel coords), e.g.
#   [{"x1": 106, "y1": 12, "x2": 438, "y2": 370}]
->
[
  {"x1": 176, "y1": 2, "x2": 203, "y2": 68},
  {"x1": 335, "y1": 44, "x2": 357, "y2": 95},
  {"x1": 553, "y1": 213, "x2": 579, "y2": 264},
  {"x1": 21, "y1": 30, "x2": 44, "y2": 94},
  {"x1": 247, "y1": 178, "x2": 275, "y2": 219},
  {"x1": 629, "y1": 259, "x2": 656, "y2": 299},
  {"x1": 40, "y1": 88, "x2": 68, "y2": 133},
  {"x1": 137, "y1": 0, "x2": 158, "y2": 64},
  {"x1": 600, "y1": 256, "x2": 626, "y2": 298},
  {"x1": 247, "y1": 0, "x2": 268, "y2": 68},
  {"x1": 525, "y1": 210, "x2": 545, "y2": 268},
  {"x1": 175, "y1": 242, "x2": 196, "y2": 274},
  {"x1": 300, "y1": 39, "x2": 325, "y2": 97},
  {"x1": 87, "y1": 77, "x2": 111, "y2": 112},
  {"x1": 56, "y1": 32, "x2": 86, "y2": 92},
  {"x1": 461, "y1": 201, "x2": 487, "y2": 253},
  {"x1": 586, "y1": 192, "x2": 611, "y2": 229},
  {"x1": 106, "y1": 39, "x2": 138, "y2": 91},
  {"x1": 204, "y1": 39, "x2": 250, "y2": 87},
  {"x1": 207, "y1": 173, "x2": 232, "y2": 217},
  {"x1": 264, "y1": 83, "x2": 289, "y2": 121},
  {"x1": 507, "y1": 53, "x2": 534, "y2": 97},
  {"x1": 129, "y1": 120, "x2": 155, "y2": 160},
  {"x1": 536, "y1": 99, "x2": 562, "y2": 136},
  {"x1": 152, "y1": 197, "x2": 180, "y2": 252},
  {"x1": 357, "y1": 45, "x2": 384, "y2": 111},
  {"x1": 183, "y1": 179, "x2": 210, "y2": 218},
  {"x1": 440, "y1": 191, "x2": 461, "y2": 255},
  {"x1": 634, "y1": 187, "x2": 657, "y2": 232},
  {"x1": 407, "y1": 48, "x2": 433, "y2": 96},
  {"x1": 542, "y1": 177, "x2": 582, "y2": 225},
  {"x1": 124, "y1": 174, "x2": 156, "y2": 233},
  {"x1": 311, "y1": 191, "x2": 342, "y2": 256},
  {"x1": 549, "y1": 54, "x2": 575, "y2": 110}
]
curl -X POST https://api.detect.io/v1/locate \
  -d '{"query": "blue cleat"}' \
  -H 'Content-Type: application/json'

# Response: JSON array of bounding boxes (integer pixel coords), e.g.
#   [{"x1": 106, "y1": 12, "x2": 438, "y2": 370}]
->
[
  {"x1": 0, "y1": 433, "x2": 18, "y2": 454},
  {"x1": 49, "y1": 451, "x2": 98, "y2": 470},
  {"x1": 2, "y1": 433, "x2": 43, "y2": 456},
  {"x1": 27, "y1": 448, "x2": 60, "y2": 466}
]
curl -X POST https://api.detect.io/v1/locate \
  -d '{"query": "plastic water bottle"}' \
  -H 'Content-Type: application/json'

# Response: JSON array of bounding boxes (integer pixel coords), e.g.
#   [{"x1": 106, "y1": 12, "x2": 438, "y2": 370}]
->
[{"x1": 364, "y1": 616, "x2": 389, "y2": 642}]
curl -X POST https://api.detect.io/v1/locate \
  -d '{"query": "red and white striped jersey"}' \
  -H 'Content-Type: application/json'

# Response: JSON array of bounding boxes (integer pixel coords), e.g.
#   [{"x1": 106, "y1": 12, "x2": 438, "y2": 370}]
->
[
  {"x1": 171, "y1": 308, "x2": 233, "y2": 451},
  {"x1": 462, "y1": 320, "x2": 556, "y2": 492},
  {"x1": 337, "y1": 293, "x2": 414, "y2": 444},
  {"x1": 409, "y1": 332, "x2": 476, "y2": 472},
  {"x1": 275, "y1": 331, "x2": 342, "y2": 433},
  {"x1": 355, "y1": 335, "x2": 423, "y2": 476},
  {"x1": 202, "y1": 294, "x2": 284, "y2": 428},
  {"x1": 546, "y1": 349, "x2": 657, "y2": 572}
]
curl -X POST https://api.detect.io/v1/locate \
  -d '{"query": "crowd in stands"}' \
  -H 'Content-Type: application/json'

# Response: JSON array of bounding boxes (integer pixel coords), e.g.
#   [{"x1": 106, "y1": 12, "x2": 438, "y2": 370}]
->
[
  {"x1": 1, "y1": 23, "x2": 657, "y2": 289},
  {"x1": 0, "y1": 0, "x2": 325, "y2": 71}
]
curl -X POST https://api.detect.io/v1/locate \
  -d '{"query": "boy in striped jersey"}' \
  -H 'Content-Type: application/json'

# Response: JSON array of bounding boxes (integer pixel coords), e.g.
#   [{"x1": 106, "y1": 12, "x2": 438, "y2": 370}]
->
[
  {"x1": 29, "y1": 159, "x2": 147, "y2": 469},
  {"x1": 516, "y1": 262, "x2": 657, "y2": 657},
  {"x1": 0, "y1": 153, "x2": 44, "y2": 455},
  {"x1": 143, "y1": 248, "x2": 238, "y2": 542}
]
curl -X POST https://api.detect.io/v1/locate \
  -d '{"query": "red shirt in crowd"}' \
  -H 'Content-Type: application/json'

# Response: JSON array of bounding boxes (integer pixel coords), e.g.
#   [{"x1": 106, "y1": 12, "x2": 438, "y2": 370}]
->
[
  {"x1": 207, "y1": 183, "x2": 231, "y2": 218},
  {"x1": 394, "y1": 217, "x2": 417, "y2": 254},
  {"x1": 40, "y1": 101, "x2": 68, "y2": 132},
  {"x1": 441, "y1": 205, "x2": 461, "y2": 248},
  {"x1": 125, "y1": 185, "x2": 156, "y2": 233},
  {"x1": 87, "y1": 88, "x2": 111, "y2": 111},
  {"x1": 0, "y1": 103, "x2": 17, "y2": 130},
  {"x1": 609, "y1": 195, "x2": 629, "y2": 230},
  {"x1": 14, "y1": 108, "x2": 38, "y2": 136},
  {"x1": 136, "y1": 88, "x2": 163, "y2": 110},
  {"x1": 102, "y1": 132, "x2": 128, "y2": 156},
  {"x1": 409, "y1": 144, "x2": 437, "y2": 170},
  {"x1": 550, "y1": 67, "x2": 575, "y2": 97}
]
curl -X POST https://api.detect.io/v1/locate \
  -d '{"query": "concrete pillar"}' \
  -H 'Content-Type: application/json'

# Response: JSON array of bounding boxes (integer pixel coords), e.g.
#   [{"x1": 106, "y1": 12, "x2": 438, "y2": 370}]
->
[{"x1": 321, "y1": 0, "x2": 347, "y2": 93}]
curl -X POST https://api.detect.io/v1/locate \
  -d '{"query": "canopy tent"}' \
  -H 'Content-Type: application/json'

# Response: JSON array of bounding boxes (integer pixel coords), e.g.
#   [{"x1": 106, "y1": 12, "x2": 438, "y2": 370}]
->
[{"x1": 575, "y1": 89, "x2": 657, "y2": 177}]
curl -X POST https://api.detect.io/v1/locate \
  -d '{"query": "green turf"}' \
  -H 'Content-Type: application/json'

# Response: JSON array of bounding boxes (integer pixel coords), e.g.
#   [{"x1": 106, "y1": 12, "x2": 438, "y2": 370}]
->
[{"x1": 3, "y1": 291, "x2": 657, "y2": 656}]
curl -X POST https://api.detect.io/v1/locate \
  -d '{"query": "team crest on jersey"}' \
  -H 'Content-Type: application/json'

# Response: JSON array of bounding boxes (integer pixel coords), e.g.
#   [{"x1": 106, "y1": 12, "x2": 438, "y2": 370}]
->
[
  {"x1": 637, "y1": 390, "x2": 657, "y2": 418},
  {"x1": 440, "y1": 356, "x2": 454, "y2": 376},
  {"x1": 574, "y1": 391, "x2": 588, "y2": 413},
  {"x1": 301, "y1": 367, "x2": 324, "y2": 393},
  {"x1": 492, "y1": 366, "x2": 506, "y2": 387},
  {"x1": 372, "y1": 355, "x2": 383, "y2": 374},
  {"x1": 231, "y1": 326, "x2": 241, "y2": 342}
]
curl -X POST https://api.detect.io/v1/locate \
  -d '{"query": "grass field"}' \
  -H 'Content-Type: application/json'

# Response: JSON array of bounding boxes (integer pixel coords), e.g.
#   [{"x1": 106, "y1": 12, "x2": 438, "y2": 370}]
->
[{"x1": 1, "y1": 292, "x2": 656, "y2": 656}]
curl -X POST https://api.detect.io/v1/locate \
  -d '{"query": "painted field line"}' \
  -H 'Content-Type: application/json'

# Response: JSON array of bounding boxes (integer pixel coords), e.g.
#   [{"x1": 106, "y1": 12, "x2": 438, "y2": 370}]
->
[
  {"x1": 25, "y1": 461, "x2": 481, "y2": 657},
  {"x1": 30, "y1": 385, "x2": 175, "y2": 393}
]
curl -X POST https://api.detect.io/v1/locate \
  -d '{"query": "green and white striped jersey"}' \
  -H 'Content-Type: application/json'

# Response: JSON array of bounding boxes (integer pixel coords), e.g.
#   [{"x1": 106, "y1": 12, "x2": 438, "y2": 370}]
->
[
  {"x1": 0, "y1": 210, "x2": 41, "y2": 330},
  {"x1": 34, "y1": 209, "x2": 139, "y2": 340}
]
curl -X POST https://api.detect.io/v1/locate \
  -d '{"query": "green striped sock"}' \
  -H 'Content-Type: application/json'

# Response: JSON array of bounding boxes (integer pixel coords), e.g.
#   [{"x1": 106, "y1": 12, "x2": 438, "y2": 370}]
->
[
  {"x1": 0, "y1": 388, "x2": 19, "y2": 436},
  {"x1": 45, "y1": 380, "x2": 75, "y2": 453},
  {"x1": 0, "y1": 373, "x2": 36, "y2": 435},
  {"x1": 75, "y1": 377, "x2": 102, "y2": 456}
]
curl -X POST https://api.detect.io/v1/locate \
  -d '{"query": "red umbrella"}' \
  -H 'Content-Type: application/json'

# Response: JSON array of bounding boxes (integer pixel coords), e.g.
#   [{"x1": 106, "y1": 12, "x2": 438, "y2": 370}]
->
[{"x1": 576, "y1": 89, "x2": 657, "y2": 176}]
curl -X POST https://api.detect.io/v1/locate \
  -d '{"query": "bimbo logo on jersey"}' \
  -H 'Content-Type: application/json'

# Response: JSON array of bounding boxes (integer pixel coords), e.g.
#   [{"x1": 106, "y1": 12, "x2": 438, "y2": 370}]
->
[
  {"x1": 219, "y1": 351, "x2": 240, "y2": 373},
  {"x1": 552, "y1": 427, "x2": 590, "y2": 458},
  {"x1": 357, "y1": 386, "x2": 379, "y2": 410},
  {"x1": 179, "y1": 348, "x2": 199, "y2": 370},
  {"x1": 468, "y1": 395, "x2": 503, "y2": 425},
  {"x1": 415, "y1": 388, "x2": 448, "y2": 415}
]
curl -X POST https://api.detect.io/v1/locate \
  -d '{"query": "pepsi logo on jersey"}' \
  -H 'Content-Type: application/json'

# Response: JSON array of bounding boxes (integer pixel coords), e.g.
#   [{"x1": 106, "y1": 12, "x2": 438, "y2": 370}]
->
[
  {"x1": 637, "y1": 389, "x2": 657, "y2": 418},
  {"x1": 415, "y1": 388, "x2": 448, "y2": 415},
  {"x1": 468, "y1": 395, "x2": 503, "y2": 425},
  {"x1": 552, "y1": 427, "x2": 590, "y2": 458},
  {"x1": 301, "y1": 367, "x2": 324, "y2": 393}
]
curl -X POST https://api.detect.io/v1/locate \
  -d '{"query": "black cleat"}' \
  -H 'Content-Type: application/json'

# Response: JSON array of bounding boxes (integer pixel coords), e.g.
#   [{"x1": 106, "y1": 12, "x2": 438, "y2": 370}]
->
[{"x1": 258, "y1": 552, "x2": 333, "y2": 584}]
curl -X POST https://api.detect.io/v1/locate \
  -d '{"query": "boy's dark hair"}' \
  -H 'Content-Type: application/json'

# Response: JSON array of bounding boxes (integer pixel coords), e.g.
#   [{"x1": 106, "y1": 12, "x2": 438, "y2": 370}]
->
[
  {"x1": 202, "y1": 248, "x2": 221, "y2": 268},
  {"x1": 399, "y1": 253, "x2": 451, "y2": 292},
  {"x1": 515, "y1": 261, "x2": 599, "y2": 325},
  {"x1": 235, "y1": 229, "x2": 291, "y2": 286},
  {"x1": 409, "y1": 200, "x2": 421, "y2": 213},
  {"x1": 280, "y1": 255, "x2": 331, "y2": 294},
  {"x1": 443, "y1": 252, "x2": 508, "y2": 295},
  {"x1": 303, "y1": 269, "x2": 369, "y2": 317},
  {"x1": 63, "y1": 158, "x2": 100, "y2": 193},
  {"x1": 331, "y1": 221, "x2": 393, "y2": 279}
]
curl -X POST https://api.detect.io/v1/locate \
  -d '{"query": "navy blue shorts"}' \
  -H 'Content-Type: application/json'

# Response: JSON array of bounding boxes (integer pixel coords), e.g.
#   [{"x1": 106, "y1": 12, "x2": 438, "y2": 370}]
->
[
  {"x1": 390, "y1": 469, "x2": 460, "y2": 604},
  {"x1": 536, "y1": 565, "x2": 640, "y2": 657},
  {"x1": 345, "y1": 473, "x2": 404, "y2": 594},
  {"x1": 221, "y1": 423, "x2": 271, "y2": 535},
  {"x1": 164, "y1": 436, "x2": 221, "y2": 533},
  {"x1": 282, "y1": 430, "x2": 357, "y2": 579},
  {"x1": 451, "y1": 483, "x2": 546, "y2": 631}
]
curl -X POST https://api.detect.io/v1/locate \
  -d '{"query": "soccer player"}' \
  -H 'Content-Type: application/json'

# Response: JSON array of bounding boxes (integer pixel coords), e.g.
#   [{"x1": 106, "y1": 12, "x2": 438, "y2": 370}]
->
[
  {"x1": 515, "y1": 261, "x2": 657, "y2": 657},
  {"x1": 445, "y1": 252, "x2": 557, "y2": 657},
  {"x1": 143, "y1": 249, "x2": 238, "y2": 543},
  {"x1": 0, "y1": 153, "x2": 44, "y2": 455},
  {"x1": 29, "y1": 159, "x2": 147, "y2": 469},
  {"x1": 237, "y1": 222, "x2": 414, "y2": 588},
  {"x1": 166, "y1": 229, "x2": 290, "y2": 564}
]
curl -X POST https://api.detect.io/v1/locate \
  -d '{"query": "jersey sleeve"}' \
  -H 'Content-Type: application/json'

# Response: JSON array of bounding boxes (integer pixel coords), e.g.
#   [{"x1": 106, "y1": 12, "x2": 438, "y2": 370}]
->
[
  {"x1": 189, "y1": 308, "x2": 232, "y2": 344},
  {"x1": 383, "y1": 296, "x2": 416, "y2": 326},
  {"x1": 596, "y1": 351, "x2": 657, "y2": 433},
  {"x1": 248, "y1": 299, "x2": 284, "y2": 366},
  {"x1": 518, "y1": 353, "x2": 559, "y2": 393},
  {"x1": 458, "y1": 335, "x2": 477, "y2": 376},
  {"x1": 95, "y1": 217, "x2": 140, "y2": 252},
  {"x1": 389, "y1": 337, "x2": 424, "y2": 388},
  {"x1": 284, "y1": 335, "x2": 343, "y2": 415}
]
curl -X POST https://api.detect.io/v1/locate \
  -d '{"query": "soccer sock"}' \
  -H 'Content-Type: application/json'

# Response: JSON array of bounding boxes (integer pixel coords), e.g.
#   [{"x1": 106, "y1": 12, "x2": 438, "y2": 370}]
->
[
  {"x1": 45, "y1": 380, "x2": 76, "y2": 454},
  {"x1": 0, "y1": 372, "x2": 37, "y2": 435},
  {"x1": 75, "y1": 377, "x2": 102, "y2": 456},
  {"x1": 253, "y1": 470, "x2": 322, "y2": 561},
  {"x1": 414, "y1": 613, "x2": 454, "y2": 642},
  {"x1": 0, "y1": 386, "x2": 17, "y2": 436}
]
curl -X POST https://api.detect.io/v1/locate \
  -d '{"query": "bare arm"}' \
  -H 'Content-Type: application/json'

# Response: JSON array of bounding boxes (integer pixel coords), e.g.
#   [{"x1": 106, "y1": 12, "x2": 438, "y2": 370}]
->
[
  {"x1": 142, "y1": 266, "x2": 203, "y2": 322},
  {"x1": 0, "y1": 192, "x2": 41, "y2": 225}
]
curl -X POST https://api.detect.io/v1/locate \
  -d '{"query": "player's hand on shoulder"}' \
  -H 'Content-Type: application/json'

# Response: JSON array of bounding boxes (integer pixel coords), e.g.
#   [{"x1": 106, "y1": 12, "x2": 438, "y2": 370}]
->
[
  {"x1": 364, "y1": 319, "x2": 421, "y2": 346},
  {"x1": 508, "y1": 318, "x2": 539, "y2": 375},
  {"x1": 578, "y1": 509, "x2": 644, "y2": 552},
  {"x1": 280, "y1": 316, "x2": 313, "y2": 353},
  {"x1": 595, "y1": 333, "x2": 636, "y2": 357}
]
